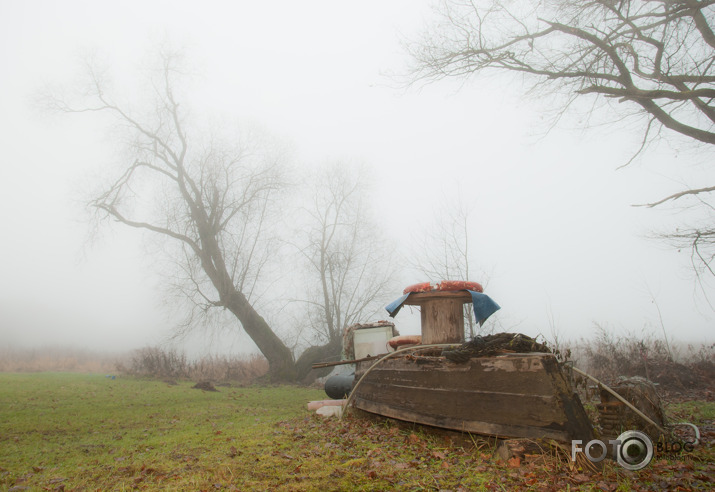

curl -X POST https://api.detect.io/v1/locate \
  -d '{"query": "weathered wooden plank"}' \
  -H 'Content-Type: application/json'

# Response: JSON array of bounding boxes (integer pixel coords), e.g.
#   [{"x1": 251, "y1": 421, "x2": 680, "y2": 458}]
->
[
  {"x1": 351, "y1": 352, "x2": 594, "y2": 442},
  {"x1": 355, "y1": 380, "x2": 567, "y2": 427},
  {"x1": 352, "y1": 398, "x2": 573, "y2": 442},
  {"x1": 420, "y1": 298, "x2": 465, "y2": 344},
  {"x1": 355, "y1": 354, "x2": 557, "y2": 396},
  {"x1": 402, "y1": 291, "x2": 473, "y2": 305},
  {"x1": 402, "y1": 291, "x2": 472, "y2": 344}
]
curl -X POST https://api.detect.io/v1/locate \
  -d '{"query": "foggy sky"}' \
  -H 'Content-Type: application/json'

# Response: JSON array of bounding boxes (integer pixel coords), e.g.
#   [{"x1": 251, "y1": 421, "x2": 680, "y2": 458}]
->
[{"x1": 0, "y1": 0, "x2": 712, "y2": 357}]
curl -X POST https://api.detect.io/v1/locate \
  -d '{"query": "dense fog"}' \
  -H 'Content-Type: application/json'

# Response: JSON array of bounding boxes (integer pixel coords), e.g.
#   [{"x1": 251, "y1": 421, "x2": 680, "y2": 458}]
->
[{"x1": 1, "y1": 0, "x2": 712, "y2": 360}]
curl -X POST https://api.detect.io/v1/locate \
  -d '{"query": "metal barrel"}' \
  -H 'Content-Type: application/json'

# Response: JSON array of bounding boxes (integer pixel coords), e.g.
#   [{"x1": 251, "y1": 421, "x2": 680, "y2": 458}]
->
[{"x1": 324, "y1": 373, "x2": 355, "y2": 399}]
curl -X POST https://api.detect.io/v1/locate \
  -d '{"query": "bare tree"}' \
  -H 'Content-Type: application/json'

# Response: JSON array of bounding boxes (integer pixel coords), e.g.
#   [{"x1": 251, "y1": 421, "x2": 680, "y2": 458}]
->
[
  {"x1": 410, "y1": 190, "x2": 492, "y2": 337},
  {"x1": 407, "y1": 0, "x2": 715, "y2": 276},
  {"x1": 292, "y1": 164, "x2": 398, "y2": 374},
  {"x1": 50, "y1": 52, "x2": 298, "y2": 380}
]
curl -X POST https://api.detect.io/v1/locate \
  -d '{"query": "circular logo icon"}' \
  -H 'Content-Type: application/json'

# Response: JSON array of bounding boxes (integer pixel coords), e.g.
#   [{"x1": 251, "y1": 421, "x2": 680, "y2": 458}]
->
[{"x1": 616, "y1": 430, "x2": 654, "y2": 471}]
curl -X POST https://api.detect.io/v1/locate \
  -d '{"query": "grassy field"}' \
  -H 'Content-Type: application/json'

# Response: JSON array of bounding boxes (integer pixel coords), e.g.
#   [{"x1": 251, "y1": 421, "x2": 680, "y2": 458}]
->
[{"x1": 0, "y1": 373, "x2": 713, "y2": 491}]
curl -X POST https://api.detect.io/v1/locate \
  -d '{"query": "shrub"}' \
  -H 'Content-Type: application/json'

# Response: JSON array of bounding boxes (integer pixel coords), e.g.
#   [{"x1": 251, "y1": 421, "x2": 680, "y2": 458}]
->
[
  {"x1": 120, "y1": 346, "x2": 269, "y2": 384},
  {"x1": 573, "y1": 325, "x2": 712, "y2": 390}
]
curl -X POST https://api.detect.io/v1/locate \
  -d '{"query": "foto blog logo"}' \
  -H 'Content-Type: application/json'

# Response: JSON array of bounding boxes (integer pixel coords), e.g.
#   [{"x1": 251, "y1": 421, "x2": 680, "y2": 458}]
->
[{"x1": 572, "y1": 430, "x2": 654, "y2": 471}]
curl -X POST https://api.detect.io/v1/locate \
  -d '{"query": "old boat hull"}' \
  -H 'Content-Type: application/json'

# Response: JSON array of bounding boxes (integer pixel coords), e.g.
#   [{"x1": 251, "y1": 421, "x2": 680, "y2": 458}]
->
[{"x1": 352, "y1": 352, "x2": 593, "y2": 443}]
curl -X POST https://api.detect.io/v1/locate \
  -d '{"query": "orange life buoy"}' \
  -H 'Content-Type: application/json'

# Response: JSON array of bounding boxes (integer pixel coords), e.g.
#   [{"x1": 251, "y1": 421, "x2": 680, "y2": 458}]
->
[
  {"x1": 387, "y1": 335, "x2": 422, "y2": 349},
  {"x1": 402, "y1": 280, "x2": 483, "y2": 294}
]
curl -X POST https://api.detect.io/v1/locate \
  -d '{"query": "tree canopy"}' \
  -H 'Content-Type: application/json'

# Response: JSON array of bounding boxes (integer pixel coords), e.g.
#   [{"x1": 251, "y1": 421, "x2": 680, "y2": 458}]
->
[
  {"x1": 298, "y1": 164, "x2": 396, "y2": 345},
  {"x1": 50, "y1": 51, "x2": 401, "y2": 381},
  {"x1": 51, "y1": 53, "x2": 297, "y2": 380},
  {"x1": 408, "y1": 0, "x2": 715, "y2": 277}
]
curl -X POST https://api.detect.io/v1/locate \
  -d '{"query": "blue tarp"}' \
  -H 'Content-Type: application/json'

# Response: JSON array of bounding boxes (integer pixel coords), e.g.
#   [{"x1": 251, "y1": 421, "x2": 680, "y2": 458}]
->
[
  {"x1": 385, "y1": 293, "x2": 410, "y2": 317},
  {"x1": 385, "y1": 290, "x2": 500, "y2": 325}
]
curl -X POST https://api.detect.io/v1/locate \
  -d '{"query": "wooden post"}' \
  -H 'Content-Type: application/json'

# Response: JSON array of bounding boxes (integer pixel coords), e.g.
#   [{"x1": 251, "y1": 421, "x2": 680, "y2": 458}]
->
[{"x1": 403, "y1": 291, "x2": 472, "y2": 344}]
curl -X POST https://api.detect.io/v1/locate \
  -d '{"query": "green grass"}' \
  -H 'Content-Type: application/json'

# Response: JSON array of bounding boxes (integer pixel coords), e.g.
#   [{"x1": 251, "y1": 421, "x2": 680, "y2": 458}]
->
[
  {"x1": 0, "y1": 373, "x2": 326, "y2": 490},
  {"x1": 0, "y1": 373, "x2": 712, "y2": 491},
  {"x1": 665, "y1": 400, "x2": 715, "y2": 422}
]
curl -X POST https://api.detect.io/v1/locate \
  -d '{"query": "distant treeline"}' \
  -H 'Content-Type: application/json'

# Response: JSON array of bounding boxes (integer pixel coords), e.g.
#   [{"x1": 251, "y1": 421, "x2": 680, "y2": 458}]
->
[
  {"x1": 0, "y1": 345, "x2": 122, "y2": 373},
  {"x1": 0, "y1": 345, "x2": 269, "y2": 385}
]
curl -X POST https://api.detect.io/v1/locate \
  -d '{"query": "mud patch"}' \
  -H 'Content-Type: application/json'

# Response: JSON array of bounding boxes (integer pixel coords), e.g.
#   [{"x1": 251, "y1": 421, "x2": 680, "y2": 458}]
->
[{"x1": 191, "y1": 381, "x2": 218, "y2": 392}]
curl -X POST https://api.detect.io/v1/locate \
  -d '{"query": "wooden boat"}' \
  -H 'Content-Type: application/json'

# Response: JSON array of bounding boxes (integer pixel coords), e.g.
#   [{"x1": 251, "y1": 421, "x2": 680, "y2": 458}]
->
[
  {"x1": 346, "y1": 284, "x2": 594, "y2": 443},
  {"x1": 351, "y1": 352, "x2": 594, "y2": 442}
]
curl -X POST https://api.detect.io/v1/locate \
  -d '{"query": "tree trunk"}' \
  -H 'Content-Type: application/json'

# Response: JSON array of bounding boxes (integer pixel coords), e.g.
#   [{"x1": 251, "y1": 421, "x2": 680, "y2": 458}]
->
[
  {"x1": 224, "y1": 290, "x2": 297, "y2": 382},
  {"x1": 294, "y1": 338, "x2": 343, "y2": 384}
]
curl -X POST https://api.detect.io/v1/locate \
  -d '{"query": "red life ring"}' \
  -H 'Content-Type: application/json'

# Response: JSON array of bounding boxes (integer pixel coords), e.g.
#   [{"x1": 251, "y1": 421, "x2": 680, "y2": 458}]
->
[
  {"x1": 387, "y1": 335, "x2": 422, "y2": 349},
  {"x1": 403, "y1": 280, "x2": 483, "y2": 294}
]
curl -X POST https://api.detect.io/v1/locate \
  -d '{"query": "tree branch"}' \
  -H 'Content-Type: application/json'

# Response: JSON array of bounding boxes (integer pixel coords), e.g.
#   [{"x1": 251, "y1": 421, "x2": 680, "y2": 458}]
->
[{"x1": 635, "y1": 185, "x2": 715, "y2": 208}]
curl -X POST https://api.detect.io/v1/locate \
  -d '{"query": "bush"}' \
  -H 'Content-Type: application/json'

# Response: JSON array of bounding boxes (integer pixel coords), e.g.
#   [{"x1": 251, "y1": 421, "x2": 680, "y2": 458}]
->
[
  {"x1": 580, "y1": 325, "x2": 671, "y2": 380},
  {"x1": 120, "y1": 346, "x2": 268, "y2": 384},
  {"x1": 575, "y1": 325, "x2": 712, "y2": 391},
  {"x1": 123, "y1": 346, "x2": 188, "y2": 379}
]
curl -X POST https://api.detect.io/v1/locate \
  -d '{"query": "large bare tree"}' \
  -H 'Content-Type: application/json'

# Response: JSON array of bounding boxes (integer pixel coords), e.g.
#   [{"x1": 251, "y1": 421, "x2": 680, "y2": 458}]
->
[
  {"x1": 407, "y1": 0, "x2": 715, "y2": 277},
  {"x1": 291, "y1": 164, "x2": 397, "y2": 375},
  {"x1": 51, "y1": 53, "x2": 298, "y2": 380}
]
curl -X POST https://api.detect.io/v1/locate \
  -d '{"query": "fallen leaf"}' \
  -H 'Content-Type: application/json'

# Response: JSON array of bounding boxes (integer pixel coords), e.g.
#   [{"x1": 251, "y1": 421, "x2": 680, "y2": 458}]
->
[
  {"x1": 507, "y1": 457, "x2": 521, "y2": 468},
  {"x1": 572, "y1": 473, "x2": 590, "y2": 484},
  {"x1": 596, "y1": 480, "x2": 617, "y2": 491}
]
